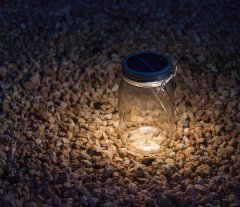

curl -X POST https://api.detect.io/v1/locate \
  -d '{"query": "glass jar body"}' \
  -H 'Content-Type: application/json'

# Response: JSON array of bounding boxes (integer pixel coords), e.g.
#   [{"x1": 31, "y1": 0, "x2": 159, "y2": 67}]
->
[{"x1": 118, "y1": 78, "x2": 175, "y2": 154}]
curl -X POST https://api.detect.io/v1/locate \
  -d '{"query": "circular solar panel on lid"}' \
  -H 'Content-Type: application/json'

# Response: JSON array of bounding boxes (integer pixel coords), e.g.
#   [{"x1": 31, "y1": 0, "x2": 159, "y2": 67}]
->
[{"x1": 122, "y1": 51, "x2": 172, "y2": 82}]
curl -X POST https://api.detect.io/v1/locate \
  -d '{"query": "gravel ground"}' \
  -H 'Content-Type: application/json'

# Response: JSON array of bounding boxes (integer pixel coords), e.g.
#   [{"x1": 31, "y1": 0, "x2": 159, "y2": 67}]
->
[{"x1": 0, "y1": 1, "x2": 240, "y2": 207}]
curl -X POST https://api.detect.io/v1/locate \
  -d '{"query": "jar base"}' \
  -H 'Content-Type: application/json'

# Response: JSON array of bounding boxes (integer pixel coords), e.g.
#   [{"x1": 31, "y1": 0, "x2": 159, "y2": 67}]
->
[{"x1": 122, "y1": 126, "x2": 166, "y2": 154}]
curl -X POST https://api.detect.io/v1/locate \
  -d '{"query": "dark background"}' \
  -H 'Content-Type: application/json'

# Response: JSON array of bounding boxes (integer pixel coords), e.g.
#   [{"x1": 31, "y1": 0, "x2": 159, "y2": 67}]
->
[{"x1": 1, "y1": 0, "x2": 239, "y2": 74}]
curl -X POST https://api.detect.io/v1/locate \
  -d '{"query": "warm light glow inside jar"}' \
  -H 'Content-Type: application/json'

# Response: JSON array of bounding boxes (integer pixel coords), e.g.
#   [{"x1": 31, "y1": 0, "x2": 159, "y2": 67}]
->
[{"x1": 119, "y1": 51, "x2": 176, "y2": 154}]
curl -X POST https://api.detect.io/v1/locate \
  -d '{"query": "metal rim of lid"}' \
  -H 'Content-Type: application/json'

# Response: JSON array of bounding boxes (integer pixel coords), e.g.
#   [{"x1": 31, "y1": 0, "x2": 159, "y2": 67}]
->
[{"x1": 122, "y1": 51, "x2": 172, "y2": 83}]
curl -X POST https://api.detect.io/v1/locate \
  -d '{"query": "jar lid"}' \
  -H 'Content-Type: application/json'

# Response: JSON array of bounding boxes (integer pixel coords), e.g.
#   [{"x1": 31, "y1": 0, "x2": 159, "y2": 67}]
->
[{"x1": 122, "y1": 51, "x2": 172, "y2": 83}]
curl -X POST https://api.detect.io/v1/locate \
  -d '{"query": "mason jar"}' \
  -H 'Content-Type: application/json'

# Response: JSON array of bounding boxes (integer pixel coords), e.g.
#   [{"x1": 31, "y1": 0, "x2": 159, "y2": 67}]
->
[{"x1": 119, "y1": 51, "x2": 177, "y2": 154}]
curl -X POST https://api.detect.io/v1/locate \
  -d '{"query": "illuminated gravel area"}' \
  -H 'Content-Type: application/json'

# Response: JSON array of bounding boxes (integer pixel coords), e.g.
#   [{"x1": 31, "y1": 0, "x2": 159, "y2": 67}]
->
[{"x1": 0, "y1": 1, "x2": 239, "y2": 206}]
